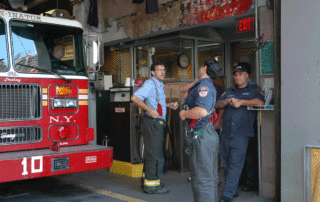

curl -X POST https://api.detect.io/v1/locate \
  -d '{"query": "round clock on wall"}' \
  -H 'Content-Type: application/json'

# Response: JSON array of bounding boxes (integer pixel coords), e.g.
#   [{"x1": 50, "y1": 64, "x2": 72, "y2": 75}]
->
[{"x1": 178, "y1": 53, "x2": 190, "y2": 68}]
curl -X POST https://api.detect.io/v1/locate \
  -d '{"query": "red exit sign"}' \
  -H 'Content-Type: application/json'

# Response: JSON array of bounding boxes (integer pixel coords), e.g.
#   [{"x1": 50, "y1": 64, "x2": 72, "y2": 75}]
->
[{"x1": 236, "y1": 16, "x2": 255, "y2": 33}]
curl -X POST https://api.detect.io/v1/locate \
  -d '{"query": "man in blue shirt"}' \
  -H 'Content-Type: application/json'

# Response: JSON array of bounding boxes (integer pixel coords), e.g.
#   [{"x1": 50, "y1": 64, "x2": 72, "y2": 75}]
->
[
  {"x1": 179, "y1": 59, "x2": 221, "y2": 202},
  {"x1": 131, "y1": 62, "x2": 178, "y2": 194},
  {"x1": 216, "y1": 65, "x2": 264, "y2": 202}
]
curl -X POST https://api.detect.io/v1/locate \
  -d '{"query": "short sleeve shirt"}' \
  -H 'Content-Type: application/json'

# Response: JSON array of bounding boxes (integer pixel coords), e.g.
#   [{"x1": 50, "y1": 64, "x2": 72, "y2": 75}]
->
[
  {"x1": 133, "y1": 77, "x2": 167, "y2": 120},
  {"x1": 217, "y1": 84, "x2": 265, "y2": 137},
  {"x1": 185, "y1": 78, "x2": 216, "y2": 129}
]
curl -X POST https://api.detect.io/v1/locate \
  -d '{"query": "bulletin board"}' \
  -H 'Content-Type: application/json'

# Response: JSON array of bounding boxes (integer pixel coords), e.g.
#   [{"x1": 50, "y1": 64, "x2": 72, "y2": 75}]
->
[
  {"x1": 260, "y1": 41, "x2": 274, "y2": 75},
  {"x1": 304, "y1": 145, "x2": 320, "y2": 202}
]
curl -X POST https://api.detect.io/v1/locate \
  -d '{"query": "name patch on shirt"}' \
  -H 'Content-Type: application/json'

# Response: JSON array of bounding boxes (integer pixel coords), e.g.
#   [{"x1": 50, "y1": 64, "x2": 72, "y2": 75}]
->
[
  {"x1": 242, "y1": 93, "x2": 250, "y2": 95},
  {"x1": 198, "y1": 86, "x2": 209, "y2": 97}
]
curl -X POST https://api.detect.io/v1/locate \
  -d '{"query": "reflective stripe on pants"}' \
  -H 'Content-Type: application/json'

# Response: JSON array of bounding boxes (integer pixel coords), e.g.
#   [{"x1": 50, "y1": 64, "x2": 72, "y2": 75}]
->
[{"x1": 141, "y1": 117, "x2": 165, "y2": 180}]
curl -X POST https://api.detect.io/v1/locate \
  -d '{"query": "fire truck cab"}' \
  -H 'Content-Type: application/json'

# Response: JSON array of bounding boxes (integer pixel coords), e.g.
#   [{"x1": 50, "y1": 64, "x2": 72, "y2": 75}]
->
[{"x1": 0, "y1": 10, "x2": 113, "y2": 183}]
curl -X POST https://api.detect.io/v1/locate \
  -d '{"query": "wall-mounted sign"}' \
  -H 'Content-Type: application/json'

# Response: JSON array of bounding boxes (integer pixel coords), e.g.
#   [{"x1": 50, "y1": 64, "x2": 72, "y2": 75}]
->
[
  {"x1": 181, "y1": 0, "x2": 253, "y2": 26},
  {"x1": 236, "y1": 16, "x2": 255, "y2": 34}
]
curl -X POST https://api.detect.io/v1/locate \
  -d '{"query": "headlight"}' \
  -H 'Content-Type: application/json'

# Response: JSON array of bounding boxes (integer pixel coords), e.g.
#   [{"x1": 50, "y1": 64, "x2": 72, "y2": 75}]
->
[{"x1": 52, "y1": 98, "x2": 78, "y2": 109}]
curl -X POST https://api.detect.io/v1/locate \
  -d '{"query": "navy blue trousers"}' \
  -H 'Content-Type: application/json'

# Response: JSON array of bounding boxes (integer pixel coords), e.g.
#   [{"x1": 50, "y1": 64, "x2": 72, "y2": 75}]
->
[{"x1": 220, "y1": 135, "x2": 250, "y2": 199}]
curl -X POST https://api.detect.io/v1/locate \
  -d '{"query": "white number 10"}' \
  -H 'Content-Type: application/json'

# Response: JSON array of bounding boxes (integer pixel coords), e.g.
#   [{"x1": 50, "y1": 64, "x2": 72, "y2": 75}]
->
[{"x1": 21, "y1": 156, "x2": 43, "y2": 176}]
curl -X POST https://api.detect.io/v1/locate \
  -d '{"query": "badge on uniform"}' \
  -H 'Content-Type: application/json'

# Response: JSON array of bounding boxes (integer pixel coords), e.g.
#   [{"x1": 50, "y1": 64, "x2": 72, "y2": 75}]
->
[{"x1": 198, "y1": 86, "x2": 209, "y2": 97}]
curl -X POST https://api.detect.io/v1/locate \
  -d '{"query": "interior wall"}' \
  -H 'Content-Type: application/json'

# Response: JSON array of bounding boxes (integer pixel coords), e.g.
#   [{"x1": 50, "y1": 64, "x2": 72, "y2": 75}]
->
[
  {"x1": 155, "y1": 50, "x2": 193, "y2": 80},
  {"x1": 101, "y1": 47, "x2": 131, "y2": 85},
  {"x1": 281, "y1": 1, "x2": 320, "y2": 201},
  {"x1": 258, "y1": 6, "x2": 275, "y2": 198},
  {"x1": 100, "y1": 0, "x2": 173, "y2": 20}
]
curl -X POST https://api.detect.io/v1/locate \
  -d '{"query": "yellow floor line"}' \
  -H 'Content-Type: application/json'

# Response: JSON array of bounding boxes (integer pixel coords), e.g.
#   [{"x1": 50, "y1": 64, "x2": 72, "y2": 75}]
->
[
  {"x1": 57, "y1": 177, "x2": 147, "y2": 202},
  {"x1": 77, "y1": 183, "x2": 147, "y2": 202}
]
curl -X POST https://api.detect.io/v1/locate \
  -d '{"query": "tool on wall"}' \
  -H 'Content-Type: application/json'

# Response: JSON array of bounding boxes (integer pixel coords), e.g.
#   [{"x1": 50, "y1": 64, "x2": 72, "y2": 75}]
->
[{"x1": 250, "y1": 34, "x2": 266, "y2": 54}]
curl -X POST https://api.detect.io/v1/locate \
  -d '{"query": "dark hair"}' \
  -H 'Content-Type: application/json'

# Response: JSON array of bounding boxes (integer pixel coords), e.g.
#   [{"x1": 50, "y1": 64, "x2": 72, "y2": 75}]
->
[
  {"x1": 150, "y1": 61, "x2": 163, "y2": 72},
  {"x1": 205, "y1": 59, "x2": 222, "y2": 80},
  {"x1": 236, "y1": 62, "x2": 251, "y2": 75}
]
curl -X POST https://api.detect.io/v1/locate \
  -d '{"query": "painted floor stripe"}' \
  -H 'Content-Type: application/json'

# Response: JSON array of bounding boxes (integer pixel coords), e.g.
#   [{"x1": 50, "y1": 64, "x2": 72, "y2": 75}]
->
[{"x1": 78, "y1": 183, "x2": 147, "y2": 202}]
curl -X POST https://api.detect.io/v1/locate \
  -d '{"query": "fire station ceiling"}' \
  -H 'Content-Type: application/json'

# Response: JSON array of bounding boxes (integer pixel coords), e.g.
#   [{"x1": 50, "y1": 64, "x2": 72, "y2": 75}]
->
[
  {"x1": 106, "y1": 7, "x2": 255, "y2": 47},
  {"x1": 1, "y1": 0, "x2": 72, "y2": 15}
]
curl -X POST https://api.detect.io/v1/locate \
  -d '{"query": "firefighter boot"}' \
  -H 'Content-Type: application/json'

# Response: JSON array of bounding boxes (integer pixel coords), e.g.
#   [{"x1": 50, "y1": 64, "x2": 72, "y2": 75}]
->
[
  {"x1": 141, "y1": 174, "x2": 165, "y2": 189},
  {"x1": 143, "y1": 179, "x2": 169, "y2": 194}
]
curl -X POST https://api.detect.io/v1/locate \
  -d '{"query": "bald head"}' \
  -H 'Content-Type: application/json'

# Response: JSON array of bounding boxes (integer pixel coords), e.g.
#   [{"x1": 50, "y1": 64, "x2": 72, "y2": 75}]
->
[{"x1": 52, "y1": 44, "x2": 65, "y2": 60}]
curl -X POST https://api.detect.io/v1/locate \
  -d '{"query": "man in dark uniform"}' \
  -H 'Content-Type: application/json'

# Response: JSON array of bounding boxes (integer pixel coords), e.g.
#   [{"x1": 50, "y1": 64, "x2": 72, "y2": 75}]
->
[
  {"x1": 131, "y1": 62, "x2": 178, "y2": 194},
  {"x1": 179, "y1": 59, "x2": 222, "y2": 202},
  {"x1": 180, "y1": 68, "x2": 225, "y2": 185},
  {"x1": 216, "y1": 65, "x2": 265, "y2": 202},
  {"x1": 236, "y1": 62, "x2": 260, "y2": 192}
]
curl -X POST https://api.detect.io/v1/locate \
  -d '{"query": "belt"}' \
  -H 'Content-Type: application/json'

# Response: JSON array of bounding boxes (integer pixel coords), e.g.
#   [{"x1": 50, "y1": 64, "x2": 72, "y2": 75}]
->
[
  {"x1": 187, "y1": 111, "x2": 218, "y2": 127},
  {"x1": 143, "y1": 115, "x2": 165, "y2": 125},
  {"x1": 186, "y1": 122, "x2": 213, "y2": 134}
]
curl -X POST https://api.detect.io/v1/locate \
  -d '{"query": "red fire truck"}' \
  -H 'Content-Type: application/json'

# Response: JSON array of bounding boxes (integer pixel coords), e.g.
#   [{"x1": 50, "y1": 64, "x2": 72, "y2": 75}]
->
[{"x1": 0, "y1": 10, "x2": 113, "y2": 183}]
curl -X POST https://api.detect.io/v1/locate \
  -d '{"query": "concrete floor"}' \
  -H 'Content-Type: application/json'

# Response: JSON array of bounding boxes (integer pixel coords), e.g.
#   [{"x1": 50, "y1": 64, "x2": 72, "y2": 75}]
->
[{"x1": 0, "y1": 169, "x2": 274, "y2": 202}]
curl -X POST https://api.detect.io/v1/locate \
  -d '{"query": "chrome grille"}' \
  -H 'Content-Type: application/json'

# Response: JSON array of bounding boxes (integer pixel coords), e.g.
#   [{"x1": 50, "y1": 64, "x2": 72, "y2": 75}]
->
[
  {"x1": 0, "y1": 126, "x2": 42, "y2": 145},
  {"x1": 52, "y1": 157, "x2": 69, "y2": 172},
  {"x1": 0, "y1": 84, "x2": 42, "y2": 120}
]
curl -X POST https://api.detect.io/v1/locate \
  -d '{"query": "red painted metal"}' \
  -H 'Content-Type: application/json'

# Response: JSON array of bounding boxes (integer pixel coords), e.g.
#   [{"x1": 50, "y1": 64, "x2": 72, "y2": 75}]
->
[
  {"x1": 0, "y1": 145, "x2": 113, "y2": 183},
  {"x1": 0, "y1": 77, "x2": 90, "y2": 152},
  {"x1": 86, "y1": 127, "x2": 95, "y2": 142},
  {"x1": 0, "y1": 76, "x2": 114, "y2": 183}
]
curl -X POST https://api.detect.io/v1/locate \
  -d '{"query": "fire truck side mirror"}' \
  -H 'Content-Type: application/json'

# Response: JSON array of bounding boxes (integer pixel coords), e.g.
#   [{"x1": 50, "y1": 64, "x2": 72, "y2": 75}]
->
[{"x1": 93, "y1": 40, "x2": 99, "y2": 66}]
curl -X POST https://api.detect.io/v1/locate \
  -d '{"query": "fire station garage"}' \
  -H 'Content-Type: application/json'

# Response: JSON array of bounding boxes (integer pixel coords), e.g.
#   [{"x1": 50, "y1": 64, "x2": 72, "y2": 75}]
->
[{"x1": 0, "y1": 0, "x2": 279, "y2": 201}]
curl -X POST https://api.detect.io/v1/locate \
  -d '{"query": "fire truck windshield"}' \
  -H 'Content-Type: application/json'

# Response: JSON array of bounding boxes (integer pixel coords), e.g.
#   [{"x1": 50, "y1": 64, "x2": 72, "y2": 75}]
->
[
  {"x1": 0, "y1": 19, "x2": 9, "y2": 72},
  {"x1": 10, "y1": 20, "x2": 85, "y2": 75}
]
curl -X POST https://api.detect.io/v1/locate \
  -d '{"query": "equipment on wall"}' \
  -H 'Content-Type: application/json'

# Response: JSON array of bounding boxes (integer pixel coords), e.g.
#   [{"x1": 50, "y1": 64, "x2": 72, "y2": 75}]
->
[
  {"x1": 177, "y1": 53, "x2": 190, "y2": 68},
  {"x1": 266, "y1": 0, "x2": 274, "y2": 10},
  {"x1": 109, "y1": 87, "x2": 142, "y2": 163}
]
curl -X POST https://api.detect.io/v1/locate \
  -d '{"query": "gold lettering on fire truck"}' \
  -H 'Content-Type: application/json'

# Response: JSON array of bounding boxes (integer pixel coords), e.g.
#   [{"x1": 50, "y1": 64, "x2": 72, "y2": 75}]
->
[
  {"x1": 49, "y1": 116, "x2": 73, "y2": 123},
  {"x1": 0, "y1": 11, "x2": 41, "y2": 22}
]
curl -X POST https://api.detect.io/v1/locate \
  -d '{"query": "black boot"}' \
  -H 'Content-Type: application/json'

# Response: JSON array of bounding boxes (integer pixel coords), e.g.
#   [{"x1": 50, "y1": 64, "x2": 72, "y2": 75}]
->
[{"x1": 144, "y1": 185, "x2": 170, "y2": 194}]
